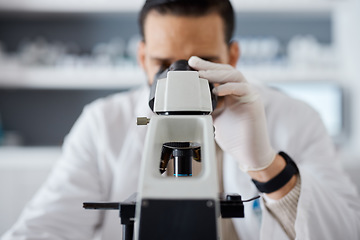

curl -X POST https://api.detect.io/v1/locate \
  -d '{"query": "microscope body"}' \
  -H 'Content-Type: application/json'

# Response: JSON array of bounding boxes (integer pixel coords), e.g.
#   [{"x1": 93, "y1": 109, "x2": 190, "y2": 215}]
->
[
  {"x1": 83, "y1": 62, "x2": 247, "y2": 240},
  {"x1": 134, "y1": 71, "x2": 221, "y2": 240}
]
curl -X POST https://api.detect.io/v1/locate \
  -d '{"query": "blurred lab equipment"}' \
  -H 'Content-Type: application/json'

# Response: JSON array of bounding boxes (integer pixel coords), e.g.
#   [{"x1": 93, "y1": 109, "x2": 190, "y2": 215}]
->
[
  {"x1": 0, "y1": 36, "x2": 131, "y2": 69},
  {"x1": 287, "y1": 35, "x2": 338, "y2": 69},
  {"x1": 235, "y1": 34, "x2": 337, "y2": 71},
  {"x1": 92, "y1": 37, "x2": 126, "y2": 66},
  {"x1": 237, "y1": 36, "x2": 282, "y2": 65},
  {"x1": 0, "y1": 34, "x2": 337, "y2": 73}
]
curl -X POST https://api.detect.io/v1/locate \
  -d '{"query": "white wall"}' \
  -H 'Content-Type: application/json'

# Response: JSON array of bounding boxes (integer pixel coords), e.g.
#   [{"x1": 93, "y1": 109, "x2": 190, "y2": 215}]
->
[{"x1": 333, "y1": 0, "x2": 360, "y2": 162}]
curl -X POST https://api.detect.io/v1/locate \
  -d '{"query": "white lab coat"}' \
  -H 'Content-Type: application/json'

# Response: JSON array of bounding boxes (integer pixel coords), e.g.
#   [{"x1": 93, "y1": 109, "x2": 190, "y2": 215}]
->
[{"x1": 2, "y1": 84, "x2": 360, "y2": 240}]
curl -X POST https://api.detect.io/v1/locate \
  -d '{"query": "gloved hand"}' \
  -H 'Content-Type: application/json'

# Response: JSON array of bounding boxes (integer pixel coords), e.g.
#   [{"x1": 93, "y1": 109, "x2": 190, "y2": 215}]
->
[{"x1": 188, "y1": 56, "x2": 276, "y2": 172}]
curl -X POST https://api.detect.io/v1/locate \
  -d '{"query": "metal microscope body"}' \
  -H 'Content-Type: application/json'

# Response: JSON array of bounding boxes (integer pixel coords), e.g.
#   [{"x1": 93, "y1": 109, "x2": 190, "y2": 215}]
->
[
  {"x1": 134, "y1": 70, "x2": 221, "y2": 240},
  {"x1": 83, "y1": 62, "x2": 249, "y2": 240}
]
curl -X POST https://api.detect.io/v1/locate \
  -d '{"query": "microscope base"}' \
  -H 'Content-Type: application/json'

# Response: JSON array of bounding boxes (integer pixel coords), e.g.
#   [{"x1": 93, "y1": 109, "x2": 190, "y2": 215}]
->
[
  {"x1": 83, "y1": 193, "x2": 250, "y2": 240},
  {"x1": 139, "y1": 199, "x2": 217, "y2": 240}
]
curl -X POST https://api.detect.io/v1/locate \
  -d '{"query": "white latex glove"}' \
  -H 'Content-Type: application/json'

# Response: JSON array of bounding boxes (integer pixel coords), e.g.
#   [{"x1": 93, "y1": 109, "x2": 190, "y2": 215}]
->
[{"x1": 188, "y1": 56, "x2": 276, "y2": 172}]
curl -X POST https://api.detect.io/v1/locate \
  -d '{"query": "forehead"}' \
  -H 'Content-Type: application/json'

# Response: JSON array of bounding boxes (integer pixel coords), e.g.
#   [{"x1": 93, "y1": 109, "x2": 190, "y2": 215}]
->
[{"x1": 143, "y1": 11, "x2": 226, "y2": 58}]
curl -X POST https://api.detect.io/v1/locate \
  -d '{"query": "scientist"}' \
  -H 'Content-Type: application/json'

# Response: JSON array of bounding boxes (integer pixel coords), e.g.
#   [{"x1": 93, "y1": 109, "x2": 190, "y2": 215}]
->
[{"x1": 2, "y1": 0, "x2": 360, "y2": 239}]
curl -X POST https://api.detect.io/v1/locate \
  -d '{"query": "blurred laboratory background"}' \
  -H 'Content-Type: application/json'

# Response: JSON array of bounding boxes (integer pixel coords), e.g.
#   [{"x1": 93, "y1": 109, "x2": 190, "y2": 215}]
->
[{"x1": 0, "y1": 0, "x2": 359, "y2": 235}]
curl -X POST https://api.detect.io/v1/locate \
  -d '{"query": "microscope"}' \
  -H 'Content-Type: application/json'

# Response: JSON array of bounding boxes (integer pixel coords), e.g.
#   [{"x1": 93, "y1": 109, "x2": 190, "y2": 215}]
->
[{"x1": 84, "y1": 60, "x2": 258, "y2": 240}]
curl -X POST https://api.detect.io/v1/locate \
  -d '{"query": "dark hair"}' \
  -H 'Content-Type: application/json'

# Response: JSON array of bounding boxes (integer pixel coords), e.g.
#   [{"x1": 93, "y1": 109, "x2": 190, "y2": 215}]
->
[{"x1": 139, "y1": 0, "x2": 235, "y2": 44}]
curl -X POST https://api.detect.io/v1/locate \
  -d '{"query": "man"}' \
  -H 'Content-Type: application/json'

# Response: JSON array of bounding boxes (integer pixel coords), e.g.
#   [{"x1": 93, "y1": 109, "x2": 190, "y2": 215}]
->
[{"x1": 2, "y1": 0, "x2": 360, "y2": 239}]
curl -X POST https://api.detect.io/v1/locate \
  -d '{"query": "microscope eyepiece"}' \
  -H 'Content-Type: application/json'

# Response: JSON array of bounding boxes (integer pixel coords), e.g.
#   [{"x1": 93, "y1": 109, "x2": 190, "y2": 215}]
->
[
  {"x1": 168, "y1": 59, "x2": 193, "y2": 71},
  {"x1": 149, "y1": 59, "x2": 217, "y2": 113}
]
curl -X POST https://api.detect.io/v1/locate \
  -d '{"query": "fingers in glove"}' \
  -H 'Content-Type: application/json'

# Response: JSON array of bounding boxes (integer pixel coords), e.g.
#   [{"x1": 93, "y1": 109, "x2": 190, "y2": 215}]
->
[
  {"x1": 198, "y1": 69, "x2": 247, "y2": 84},
  {"x1": 188, "y1": 56, "x2": 247, "y2": 83},
  {"x1": 213, "y1": 82, "x2": 258, "y2": 103},
  {"x1": 188, "y1": 56, "x2": 233, "y2": 71},
  {"x1": 213, "y1": 82, "x2": 248, "y2": 96}
]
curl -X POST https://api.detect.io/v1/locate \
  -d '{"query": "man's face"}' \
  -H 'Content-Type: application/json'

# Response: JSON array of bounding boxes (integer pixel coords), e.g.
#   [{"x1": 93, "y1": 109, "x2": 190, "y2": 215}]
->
[{"x1": 138, "y1": 11, "x2": 239, "y2": 84}]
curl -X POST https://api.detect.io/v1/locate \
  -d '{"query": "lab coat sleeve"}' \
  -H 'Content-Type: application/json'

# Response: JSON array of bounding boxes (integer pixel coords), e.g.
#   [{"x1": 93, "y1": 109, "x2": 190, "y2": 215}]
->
[
  {"x1": 1, "y1": 104, "x2": 107, "y2": 240},
  {"x1": 262, "y1": 97, "x2": 360, "y2": 240}
]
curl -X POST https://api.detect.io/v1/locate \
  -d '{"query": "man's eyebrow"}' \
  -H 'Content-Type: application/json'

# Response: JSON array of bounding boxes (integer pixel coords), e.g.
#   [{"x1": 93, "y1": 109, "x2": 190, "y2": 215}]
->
[
  {"x1": 150, "y1": 56, "x2": 220, "y2": 63},
  {"x1": 150, "y1": 56, "x2": 173, "y2": 62},
  {"x1": 198, "y1": 56, "x2": 220, "y2": 62}
]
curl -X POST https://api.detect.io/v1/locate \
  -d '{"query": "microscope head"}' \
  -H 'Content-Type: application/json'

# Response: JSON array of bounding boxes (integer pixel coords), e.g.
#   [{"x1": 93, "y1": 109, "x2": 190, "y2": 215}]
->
[{"x1": 148, "y1": 60, "x2": 217, "y2": 114}]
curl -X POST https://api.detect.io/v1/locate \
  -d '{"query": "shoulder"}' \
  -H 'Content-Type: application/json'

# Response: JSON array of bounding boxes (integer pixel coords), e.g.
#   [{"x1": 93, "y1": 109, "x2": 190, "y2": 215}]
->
[
  {"x1": 257, "y1": 83, "x2": 321, "y2": 124},
  {"x1": 256, "y1": 83, "x2": 332, "y2": 158},
  {"x1": 63, "y1": 85, "x2": 150, "y2": 153},
  {"x1": 82, "y1": 86, "x2": 151, "y2": 123}
]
